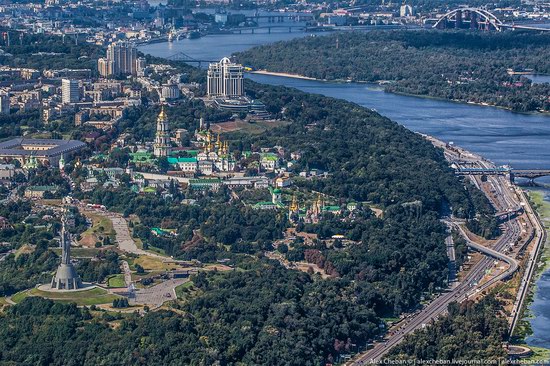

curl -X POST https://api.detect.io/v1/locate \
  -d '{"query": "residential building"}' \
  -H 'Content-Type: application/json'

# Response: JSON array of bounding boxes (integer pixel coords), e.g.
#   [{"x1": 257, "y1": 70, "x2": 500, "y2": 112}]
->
[
  {"x1": 61, "y1": 79, "x2": 80, "y2": 104},
  {"x1": 98, "y1": 41, "x2": 138, "y2": 77}
]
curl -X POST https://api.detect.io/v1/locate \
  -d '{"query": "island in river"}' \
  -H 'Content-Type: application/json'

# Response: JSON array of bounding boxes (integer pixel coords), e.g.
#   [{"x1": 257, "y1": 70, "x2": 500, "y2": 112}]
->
[{"x1": 235, "y1": 30, "x2": 550, "y2": 113}]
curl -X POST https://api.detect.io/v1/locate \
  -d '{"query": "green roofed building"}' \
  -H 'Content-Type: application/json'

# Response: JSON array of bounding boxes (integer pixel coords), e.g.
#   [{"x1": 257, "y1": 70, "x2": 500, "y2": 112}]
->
[
  {"x1": 322, "y1": 206, "x2": 342, "y2": 215},
  {"x1": 24, "y1": 185, "x2": 58, "y2": 198},
  {"x1": 168, "y1": 157, "x2": 198, "y2": 173}
]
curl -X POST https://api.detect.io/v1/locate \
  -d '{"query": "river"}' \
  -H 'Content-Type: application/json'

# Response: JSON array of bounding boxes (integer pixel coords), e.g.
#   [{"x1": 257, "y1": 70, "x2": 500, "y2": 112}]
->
[{"x1": 139, "y1": 31, "x2": 550, "y2": 352}]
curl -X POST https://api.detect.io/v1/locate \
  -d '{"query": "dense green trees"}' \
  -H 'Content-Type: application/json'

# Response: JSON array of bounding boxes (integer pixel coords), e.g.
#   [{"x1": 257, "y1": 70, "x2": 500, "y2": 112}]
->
[
  {"x1": 0, "y1": 241, "x2": 57, "y2": 296},
  {"x1": 236, "y1": 30, "x2": 550, "y2": 112},
  {"x1": 390, "y1": 296, "x2": 508, "y2": 360},
  {"x1": 76, "y1": 250, "x2": 121, "y2": 283},
  {"x1": 0, "y1": 265, "x2": 380, "y2": 366}
]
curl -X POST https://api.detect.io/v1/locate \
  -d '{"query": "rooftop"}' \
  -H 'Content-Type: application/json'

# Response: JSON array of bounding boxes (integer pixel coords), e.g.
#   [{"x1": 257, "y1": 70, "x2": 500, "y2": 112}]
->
[
  {"x1": 0, "y1": 138, "x2": 86, "y2": 157},
  {"x1": 168, "y1": 157, "x2": 197, "y2": 164}
]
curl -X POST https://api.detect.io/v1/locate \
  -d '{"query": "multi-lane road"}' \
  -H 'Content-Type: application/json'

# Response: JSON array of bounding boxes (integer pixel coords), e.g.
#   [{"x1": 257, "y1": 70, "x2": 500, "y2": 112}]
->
[{"x1": 349, "y1": 137, "x2": 542, "y2": 364}]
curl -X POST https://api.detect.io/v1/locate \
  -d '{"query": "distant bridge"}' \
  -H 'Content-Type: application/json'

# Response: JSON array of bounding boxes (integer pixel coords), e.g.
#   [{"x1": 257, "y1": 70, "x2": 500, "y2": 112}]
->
[
  {"x1": 510, "y1": 169, "x2": 550, "y2": 181},
  {"x1": 227, "y1": 25, "x2": 306, "y2": 34},
  {"x1": 455, "y1": 166, "x2": 550, "y2": 182},
  {"x1": 165, "y1": 52, "x2": 216, "y2": 67},
  {"x1": 245, "y1": 14, "x2": 313, "y2": 23},
  {"x1": 455, "y1": 167, "x2": 509, "y2": 175},
  {"x1": 433, "y1": 7, "x2": 550, "y2": 32}
]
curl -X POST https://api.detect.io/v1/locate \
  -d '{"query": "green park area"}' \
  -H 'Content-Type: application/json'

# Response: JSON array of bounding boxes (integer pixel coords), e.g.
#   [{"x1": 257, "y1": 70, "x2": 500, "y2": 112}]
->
[
  {"x1": 133, "y1": 255, "x2": 179, "y2": 272},
  {"x1": 175, "y1": 280, "x2": 195, "y2": 300},
  {"x1": 12, "y1": 287, "x2": 120, "y2": 306},
  {"x1": 107, "y1": 274, "x2": 126, "y2": 288}
]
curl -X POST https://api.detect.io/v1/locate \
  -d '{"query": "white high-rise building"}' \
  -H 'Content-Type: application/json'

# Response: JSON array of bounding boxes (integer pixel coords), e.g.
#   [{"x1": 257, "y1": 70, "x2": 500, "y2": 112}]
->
[
  {"x1": 207, "y1": 57, "x2": 244, "y2": 98},
  {"x1": 61, "y1": 79, "x2": 79, "y2": 104},
  {"x1": 136, "y1": 57, "x2": 147, "y2": 76}
]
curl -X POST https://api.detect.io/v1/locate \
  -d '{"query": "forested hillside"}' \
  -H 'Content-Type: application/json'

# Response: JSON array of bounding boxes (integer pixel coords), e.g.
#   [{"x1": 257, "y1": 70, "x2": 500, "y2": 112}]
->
[
  {"x1": 236, "y1": 31, "x2": 550, "y2": 112},
  {"x1": 78, "y1": 81, "x2": 500, "y2": 321}
]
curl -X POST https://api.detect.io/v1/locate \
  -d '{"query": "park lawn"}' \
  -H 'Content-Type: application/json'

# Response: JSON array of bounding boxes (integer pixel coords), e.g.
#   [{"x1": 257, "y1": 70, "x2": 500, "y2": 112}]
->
[
  {"x1": 107, "y1": 274, "x2": 126, "y2": 288},
  {"x1": 134, "y1": 255, "x2": 178, "y2": 272},
  {"x1": 175, "y1": 280, "x2": 195, "y2": 300},
  {"x1": 12, "y1": 287, "x2": 121, "y2": 306}
]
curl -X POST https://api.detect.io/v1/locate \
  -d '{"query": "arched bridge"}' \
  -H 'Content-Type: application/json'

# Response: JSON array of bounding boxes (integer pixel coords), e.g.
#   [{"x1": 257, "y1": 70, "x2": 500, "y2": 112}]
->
[
  {"x1": 432, "y1": 7, "x2": 550, "y2": 32},
  {"x1": 433, "y1": 8, "x2": 504, "y2": 31}
]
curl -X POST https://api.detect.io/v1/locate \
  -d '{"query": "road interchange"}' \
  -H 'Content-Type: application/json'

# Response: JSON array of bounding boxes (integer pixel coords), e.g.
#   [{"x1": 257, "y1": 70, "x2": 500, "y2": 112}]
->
[{"x1": 349, "y1": 138, "x2": 542, "y2": 364}]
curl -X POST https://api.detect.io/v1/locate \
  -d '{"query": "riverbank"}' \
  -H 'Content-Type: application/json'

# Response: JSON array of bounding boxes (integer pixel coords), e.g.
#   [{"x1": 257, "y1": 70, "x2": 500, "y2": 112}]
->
[
  {"x1": 528, "y1": 190, "x2": 550, "y2": 274},
  {"x1": 247, "y1": 70, "x2": 550, "y2": 115},
  {"x1": 514, "y1": 189, "x2": 550, "y2": 357}
]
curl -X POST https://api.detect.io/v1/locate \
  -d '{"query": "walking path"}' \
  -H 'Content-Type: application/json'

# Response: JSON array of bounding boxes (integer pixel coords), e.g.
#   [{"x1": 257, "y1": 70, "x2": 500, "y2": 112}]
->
[{"x1": 122, "y1": 261, "x2": 132, "y2": 287}]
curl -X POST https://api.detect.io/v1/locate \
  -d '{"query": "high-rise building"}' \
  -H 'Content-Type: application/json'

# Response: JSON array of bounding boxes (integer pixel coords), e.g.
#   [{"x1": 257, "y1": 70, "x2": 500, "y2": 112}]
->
[
  {"x1": 161, "y1": 84, "x2": 180, "y2": 101},
  {"x1": 98, "y1": 42, "x2": 138, "y2": 78},
  {"x1": 97, "y1": 57, "x2": 113, "y2": 78},
  {"x1": 0, "y1": 93, "x2": 10, "y2": 115},
  {"x1": 61, "y1": 79, "x2": 80, "y2": 104},
  {"x1": 207, "y1": 57, "x2": 244, "y2": 98},
  {"x1": 154, "y1": 106, "x2": 171, "y2": 157},
  {"x1": 136, "y1": 57, "x2": 147, "y2": 76}
]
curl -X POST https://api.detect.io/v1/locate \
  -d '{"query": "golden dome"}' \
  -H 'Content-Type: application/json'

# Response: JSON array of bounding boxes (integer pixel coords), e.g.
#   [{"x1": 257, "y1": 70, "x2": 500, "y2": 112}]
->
[{"x1": 158, "y1": 105, "x2": 167, "y2": 120}]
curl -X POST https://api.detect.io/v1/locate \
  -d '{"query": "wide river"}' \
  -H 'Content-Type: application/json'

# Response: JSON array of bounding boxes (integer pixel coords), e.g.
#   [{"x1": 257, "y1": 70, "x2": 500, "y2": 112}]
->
[{"x1": 139, "y1": 29, "x2": 550, "y2": 351}]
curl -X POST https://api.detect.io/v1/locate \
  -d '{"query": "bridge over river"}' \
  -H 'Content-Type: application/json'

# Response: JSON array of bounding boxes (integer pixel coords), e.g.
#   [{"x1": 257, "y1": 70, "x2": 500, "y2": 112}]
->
[
  {"x1": 430, "y1": 7, "x2": 550, "y2": 32},
  {"x1": 455, "y1": 166, "x2": 550, "y2": 182}
]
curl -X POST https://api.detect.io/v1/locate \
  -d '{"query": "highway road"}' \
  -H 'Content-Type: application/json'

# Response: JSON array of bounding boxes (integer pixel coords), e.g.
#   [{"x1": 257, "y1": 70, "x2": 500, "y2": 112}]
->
[
  {"x1": 349, "y1": 139, "x2": 527, "y2": 364},
  {"x1": 352, "y1": 218, "x2": 520, "y2": 363}
]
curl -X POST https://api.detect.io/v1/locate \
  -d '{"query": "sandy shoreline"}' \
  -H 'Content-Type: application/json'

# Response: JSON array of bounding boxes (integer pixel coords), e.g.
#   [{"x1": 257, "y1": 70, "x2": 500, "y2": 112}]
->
[{"x1": 248, "y1": 70, "x2": 320, "y2": 81}]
